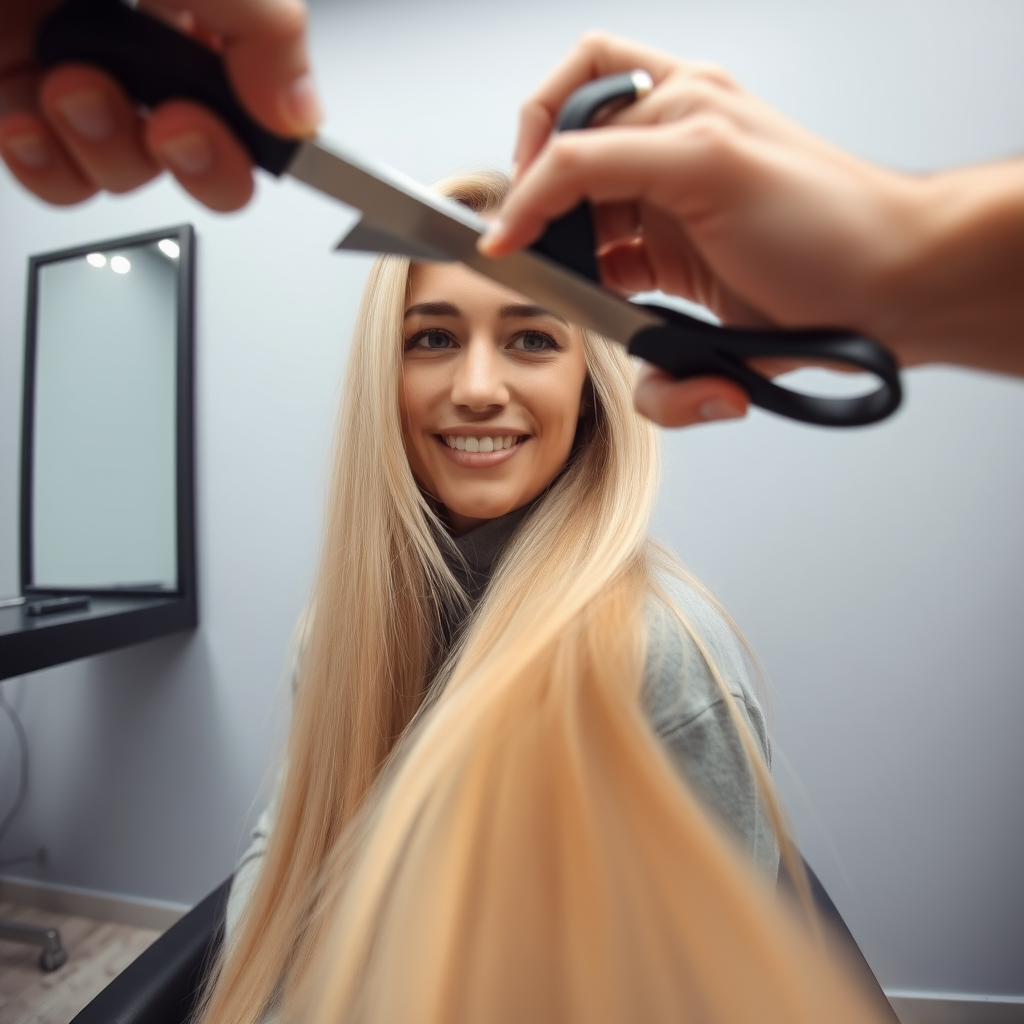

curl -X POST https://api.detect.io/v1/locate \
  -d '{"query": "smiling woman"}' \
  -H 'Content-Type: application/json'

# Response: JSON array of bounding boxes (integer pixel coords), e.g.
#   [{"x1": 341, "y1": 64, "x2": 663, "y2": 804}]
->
[
  {"x1": 400, "y1": 263, "x2": 588, "y2": 532},
  {"x1": 196, "y1": 171, "x2": 882, "y2": 1024}
]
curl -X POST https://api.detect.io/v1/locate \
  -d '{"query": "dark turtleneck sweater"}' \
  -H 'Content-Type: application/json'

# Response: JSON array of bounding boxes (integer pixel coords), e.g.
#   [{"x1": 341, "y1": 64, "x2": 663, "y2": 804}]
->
[{"x1": 437, "y1": 502, "x2": 536, "y2": 650}]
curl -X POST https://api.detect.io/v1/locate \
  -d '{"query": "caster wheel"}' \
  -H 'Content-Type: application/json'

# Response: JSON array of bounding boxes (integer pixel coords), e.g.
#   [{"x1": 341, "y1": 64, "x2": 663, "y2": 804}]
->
[{"x1": 40, "y1": 948, "x2": 68, "y2": 972}]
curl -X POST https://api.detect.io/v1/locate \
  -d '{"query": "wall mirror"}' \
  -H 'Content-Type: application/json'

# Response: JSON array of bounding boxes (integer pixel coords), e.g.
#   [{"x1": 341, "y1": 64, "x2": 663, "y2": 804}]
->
[{"x1": 1, "y1": 225, "x2": 196, "y2": 679}]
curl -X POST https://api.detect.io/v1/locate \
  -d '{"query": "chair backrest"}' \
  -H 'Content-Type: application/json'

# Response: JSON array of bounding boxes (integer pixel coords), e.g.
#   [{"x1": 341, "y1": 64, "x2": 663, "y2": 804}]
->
[
  {"x1": 778, "y1": 856, "x2": 900, "y2": 1023},
  {"x1": 76, "y1": 856, "x2": 900, "y2": 1024},
  {"x1": 71, "y1": 876, "x2": 231, "y2": 1024}
]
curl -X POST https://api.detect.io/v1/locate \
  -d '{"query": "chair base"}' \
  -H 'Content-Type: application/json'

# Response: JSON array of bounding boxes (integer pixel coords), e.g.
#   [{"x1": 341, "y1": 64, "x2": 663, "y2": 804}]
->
[{"x1": 0, "y1": 916, "x2": 69, "y2": 971}]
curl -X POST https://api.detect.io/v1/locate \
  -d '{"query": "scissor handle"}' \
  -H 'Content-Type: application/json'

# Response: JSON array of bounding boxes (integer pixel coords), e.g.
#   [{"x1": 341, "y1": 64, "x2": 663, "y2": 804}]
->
[
  {"x1": 628, "y1": 305, "x2": 902, "y2": 427},
  {"x1": 35, "y1": 0, "x2": 300, "y2": 175},
  {"x1": 529, "y1": 72, "x2": 650, "y2": 280}
]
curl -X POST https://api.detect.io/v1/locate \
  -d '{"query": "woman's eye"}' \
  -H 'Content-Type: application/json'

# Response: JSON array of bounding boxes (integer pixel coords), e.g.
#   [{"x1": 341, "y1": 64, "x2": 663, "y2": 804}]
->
[
  {"x1": 511, "y1": 331, "x2": 558, "y2": 352},
  {"x1": 410, "y1": 330, "x2": 455, "y2": 351}
]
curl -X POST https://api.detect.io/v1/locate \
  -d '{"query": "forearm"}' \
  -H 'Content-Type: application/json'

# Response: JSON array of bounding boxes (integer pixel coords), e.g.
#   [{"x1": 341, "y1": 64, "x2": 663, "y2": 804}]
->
[{"x1": 873, "y1": 159, "x2": 1024, "y2": 376}]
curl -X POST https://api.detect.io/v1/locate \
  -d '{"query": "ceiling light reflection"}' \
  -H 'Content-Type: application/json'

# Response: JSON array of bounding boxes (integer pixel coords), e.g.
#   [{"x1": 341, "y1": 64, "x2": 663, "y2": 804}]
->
[
  {"x1": 86, "y1": 253, "x2": 106, "y2": 268},
  {"x1": 110, "y1": 255, "x2": 131, "y2": 274},
  {"x1": 157, "y1": 238, "x2": 180, "y2": 259}
]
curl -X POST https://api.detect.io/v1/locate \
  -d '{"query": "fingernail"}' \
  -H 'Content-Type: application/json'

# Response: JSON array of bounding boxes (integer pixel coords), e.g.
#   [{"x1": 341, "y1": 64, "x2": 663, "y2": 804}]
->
[
  {"x1": 155, "y1": 131, "x2": 214, "y2": 176},
  {"x1": 477, "y1": 218, "x2": 507, "y2": 254},
  {"x1": 55, "y1": 89, "x2": 115, "y2": 142},
  {"x1": 4, "y1": 133, "x2": 49, "y2": 169},
  {"x1": 699, "y1": 399, "x2": 745, "y2": 422},
  {"x1": 283, "y1": 73, "x2": 322, "y2": 131}
]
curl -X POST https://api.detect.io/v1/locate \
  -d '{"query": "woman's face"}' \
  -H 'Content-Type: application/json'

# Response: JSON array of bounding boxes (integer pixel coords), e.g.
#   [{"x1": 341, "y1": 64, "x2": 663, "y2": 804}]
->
[{"x1": 400, "y1": 261, "x2": 588, "y2": 535}]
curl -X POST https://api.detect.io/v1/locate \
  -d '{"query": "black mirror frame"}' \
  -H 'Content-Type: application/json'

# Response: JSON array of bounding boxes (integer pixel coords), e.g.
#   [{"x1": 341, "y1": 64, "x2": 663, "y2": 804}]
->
[{"x1": 19, "y1": 224, "x2": 196, "y2": 606}]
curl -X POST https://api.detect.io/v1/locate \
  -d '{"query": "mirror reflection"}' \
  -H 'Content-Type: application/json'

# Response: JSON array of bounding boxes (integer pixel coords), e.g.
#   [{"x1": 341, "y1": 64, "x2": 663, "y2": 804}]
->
[{"x1": 29, "y1": 235, "x2": 182, "y2": 591}]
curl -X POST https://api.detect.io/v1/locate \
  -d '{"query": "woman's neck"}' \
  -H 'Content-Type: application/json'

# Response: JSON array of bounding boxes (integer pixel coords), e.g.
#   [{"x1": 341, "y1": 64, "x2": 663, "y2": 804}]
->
[{"x1": 446, "y1": 510, "x2": 488, "y2": 536}]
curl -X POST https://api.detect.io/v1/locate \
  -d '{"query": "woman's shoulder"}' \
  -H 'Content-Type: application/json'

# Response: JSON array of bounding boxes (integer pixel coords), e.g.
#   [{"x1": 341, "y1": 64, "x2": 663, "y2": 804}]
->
[{"x1": 641, "y1": 574, "x2": 768, "y2": 757}]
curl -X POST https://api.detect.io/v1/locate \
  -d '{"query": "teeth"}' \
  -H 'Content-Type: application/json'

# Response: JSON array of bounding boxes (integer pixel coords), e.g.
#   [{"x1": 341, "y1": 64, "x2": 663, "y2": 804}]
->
[{"x1": 444, "y1": 435, "x2": 520, "y2": 452}]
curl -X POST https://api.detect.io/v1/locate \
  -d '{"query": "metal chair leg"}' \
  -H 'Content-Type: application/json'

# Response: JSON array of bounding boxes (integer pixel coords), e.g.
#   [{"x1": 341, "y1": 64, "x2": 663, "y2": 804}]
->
[{"x1": 0, "y1": 917, "x2": 69, "y2": 971}]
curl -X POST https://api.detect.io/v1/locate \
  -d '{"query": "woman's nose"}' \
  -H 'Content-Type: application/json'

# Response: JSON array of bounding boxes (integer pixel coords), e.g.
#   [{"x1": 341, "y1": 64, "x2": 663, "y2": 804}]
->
[{"x1": 450, "y1": 338, "x2": 509, "y2": 411}]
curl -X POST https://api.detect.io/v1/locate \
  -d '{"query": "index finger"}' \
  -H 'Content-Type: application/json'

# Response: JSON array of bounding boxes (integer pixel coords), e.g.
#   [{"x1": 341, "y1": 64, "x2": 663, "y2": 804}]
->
[{"x1": 514, "y1": 32, "x2": 680, "y2": 178}]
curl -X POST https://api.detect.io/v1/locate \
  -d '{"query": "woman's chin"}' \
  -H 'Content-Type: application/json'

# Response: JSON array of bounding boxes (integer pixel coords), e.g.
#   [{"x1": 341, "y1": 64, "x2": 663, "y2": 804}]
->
[{"x1": 442, "y1": 493, "x2": 528, "y2": 528}]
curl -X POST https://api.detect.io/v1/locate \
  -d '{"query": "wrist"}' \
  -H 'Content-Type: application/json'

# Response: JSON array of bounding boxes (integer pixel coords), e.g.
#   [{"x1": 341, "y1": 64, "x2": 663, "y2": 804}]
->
[{"x1": 868, "y1": 160, "x2": 1024, "y2": 375}]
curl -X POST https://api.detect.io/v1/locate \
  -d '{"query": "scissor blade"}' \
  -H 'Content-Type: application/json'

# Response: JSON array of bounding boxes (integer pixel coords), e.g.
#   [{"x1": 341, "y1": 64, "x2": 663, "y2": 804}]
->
[
  {"x1": 286, "y1": 138, "x2": 661, "y2": 345},
  {"x1": 336, "y1": 219, "x2": 455, "y2": 261}
]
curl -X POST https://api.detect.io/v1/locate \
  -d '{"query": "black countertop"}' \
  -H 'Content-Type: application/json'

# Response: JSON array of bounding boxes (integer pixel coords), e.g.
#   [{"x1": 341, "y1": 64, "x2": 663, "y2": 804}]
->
[{"x1": 0, "y1": 594, "x2": 196, "y2": 679}]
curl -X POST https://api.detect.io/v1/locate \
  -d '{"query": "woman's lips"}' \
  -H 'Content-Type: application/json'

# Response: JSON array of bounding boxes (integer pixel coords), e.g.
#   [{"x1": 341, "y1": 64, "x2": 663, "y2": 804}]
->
[{"x1": 434, "y1": 433, "x2": 528, "y2": 467}]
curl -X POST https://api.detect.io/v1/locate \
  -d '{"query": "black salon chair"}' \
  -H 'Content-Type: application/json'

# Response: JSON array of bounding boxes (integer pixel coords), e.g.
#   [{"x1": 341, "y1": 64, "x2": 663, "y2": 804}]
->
[
  {"x1": 778, "y1": 858, "x2": 900, "y2": 1022},
  {"x1": 71, "y1": 860, "x2": 897, "y2": 1024},
  {"x1": 70, "y1": 877, "x2": 231, "y2": 1024}
]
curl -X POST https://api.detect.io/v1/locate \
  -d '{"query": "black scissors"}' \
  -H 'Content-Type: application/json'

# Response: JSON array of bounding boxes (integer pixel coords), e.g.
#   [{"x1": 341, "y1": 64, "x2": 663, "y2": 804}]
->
[{"x1": 36, "y1": 0, "x2": 902, "y2": 428}]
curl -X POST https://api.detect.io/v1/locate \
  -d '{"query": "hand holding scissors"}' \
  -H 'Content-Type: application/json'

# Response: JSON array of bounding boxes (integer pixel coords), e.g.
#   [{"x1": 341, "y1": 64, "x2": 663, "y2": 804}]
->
[
  {"x1": 488, "y1": 33, "x2": 938, "y2": 427},
  {"x1": 0, "y1": 0, "x2": 320, "y2": 209}
]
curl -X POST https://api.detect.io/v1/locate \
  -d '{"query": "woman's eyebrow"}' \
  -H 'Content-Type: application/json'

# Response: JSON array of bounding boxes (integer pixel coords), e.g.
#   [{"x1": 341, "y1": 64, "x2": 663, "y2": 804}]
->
[
  {"x1": 499, "y1": 302, "x2": 568, "y2": 325},
  {"x1": 404, "y1": 301, "x2": 461, "y2": 318}
]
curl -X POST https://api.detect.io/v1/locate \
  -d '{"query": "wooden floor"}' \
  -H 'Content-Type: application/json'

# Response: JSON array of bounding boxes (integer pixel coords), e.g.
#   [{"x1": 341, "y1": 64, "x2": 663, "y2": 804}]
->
[{"x1": 0, "y1": 902, "x2": 160, "y2": 1024}]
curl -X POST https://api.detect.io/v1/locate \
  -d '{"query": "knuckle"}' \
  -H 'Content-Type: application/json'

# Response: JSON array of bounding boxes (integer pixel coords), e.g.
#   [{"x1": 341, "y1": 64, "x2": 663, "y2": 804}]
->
[
  {"x1": 545, "y1": 134, "x2": 586, "y2": 177},
  {"x1": 518, "y1": 97, "x2": 545, "y2": 127},
  {"x1": 270, "y1": 0, "x2": 309, "y2": 39},
  {"x1": 578, "y1": 29, "x2": 614, "y2": 52},
  {"x1": 680, "y1": 78, "x2": 720, "y2": 114},
  {"x1": 690, "y1": 61, "x2": 738, "y2": 91},
  {"x1": 679, "y1": 112, "x2": 740, "y2": 158}
]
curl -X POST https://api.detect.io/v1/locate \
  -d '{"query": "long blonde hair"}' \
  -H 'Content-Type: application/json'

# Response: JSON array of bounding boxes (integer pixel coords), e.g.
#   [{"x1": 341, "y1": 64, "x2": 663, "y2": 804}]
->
[{"x1": 200, "y1": 171, "x2": 881, "y2": 1024}]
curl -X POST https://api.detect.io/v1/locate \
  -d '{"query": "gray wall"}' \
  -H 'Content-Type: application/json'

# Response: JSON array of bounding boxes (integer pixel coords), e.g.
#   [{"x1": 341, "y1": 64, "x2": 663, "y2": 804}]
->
[{"x1": 1, "y1": 0, "x2": 1022, "y2": 998}]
